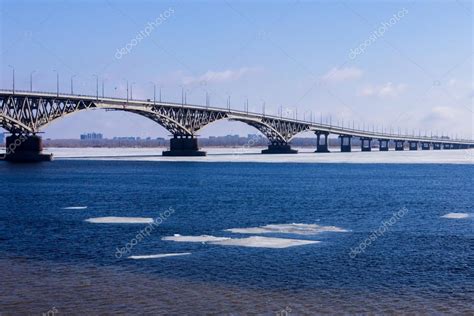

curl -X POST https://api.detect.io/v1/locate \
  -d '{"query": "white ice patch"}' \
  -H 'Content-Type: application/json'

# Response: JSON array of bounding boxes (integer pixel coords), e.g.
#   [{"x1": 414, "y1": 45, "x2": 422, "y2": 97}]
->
[
  {"x1": 225, "y1": 223, "x2": 347, "y2": 235},
  {"x1": 85, "y1": 217, "x2": 154, "y2": 224},
  {"x1": 63, "y1": 206, "x2": 88, "y2": 210},
  {"x1": 441, "y1": 213, "x2": 471, "y2": 219},
  {"x1": 128, "y1": 253, "x2": 191, "y2": 260},
  {"x1": 162, "y1": 235, "x2": 231, "y2": 243},
  {"x1": 211, "y1": 236, "x2": 320, "y2": 248},
  {"x1": 163, "y1": 234, "x2": 319, "y2": 248}
]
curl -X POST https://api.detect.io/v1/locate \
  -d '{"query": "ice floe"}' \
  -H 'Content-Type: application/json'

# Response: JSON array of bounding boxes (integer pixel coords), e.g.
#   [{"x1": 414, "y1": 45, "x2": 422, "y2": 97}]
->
[
  {"x1": 128, "y1": 253, "x2": 191, "y2": 259},
  {"x1": 441, "y1": 213, "x2": 471, "y2": 219},
  {"x1": 162, "y1": 234, "x2": 231, "y2": 243},
  {"x1": 225, "y1": 223, "x2": 347, "y2": 235},
  {"x1": 85, "y1": 217, "x2": 154, "y2": 224},
  {"x1": 162, "y1": 234, "x2": 319, "y2": 248},
  {"x1": 211, "y1": 236, "x2": 320, "y2": 248},
  {"x1": 63, "y1": 206, "x2": 88, "y2": 210}
]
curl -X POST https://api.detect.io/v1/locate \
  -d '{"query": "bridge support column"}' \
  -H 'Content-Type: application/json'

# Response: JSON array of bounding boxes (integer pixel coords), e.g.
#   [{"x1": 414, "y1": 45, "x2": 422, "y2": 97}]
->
[
  {"x1": 409, "y1": 141, "x2": 418, "y2": 151},
  {"x1": 315, "y1": 131, "x2": 330, "y2": 153},
  {"x1": 360, "y1": 137, "x2": 372, "y2": 152},
  {"x1": 433, "y1": 143, "x2": 441, "y2": 150},
  {"x1": 339, "y1": 135, "x2": 352, "y2": 152},
  {"x1": 262, "y1": 141, "x2": 298, "y2": 154},
  {"x1": 3, "y1": 134, "x2": 52, "y2": 163},
  {"x1": 421, "y1": 142, "x2": 430, "y2": 150},
  {"x1": 162, "y1": 135, "x2": 206, "y2": 156},
  {"x1": 378, "y1": 139, "x2": 390, "y2": 151},
  {"x1": 395, "y1": 140, "x2": 405, "y2": 151}
]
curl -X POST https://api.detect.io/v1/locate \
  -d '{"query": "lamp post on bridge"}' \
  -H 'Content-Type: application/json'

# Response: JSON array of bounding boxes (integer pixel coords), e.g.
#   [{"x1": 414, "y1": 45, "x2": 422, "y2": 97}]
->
[
  {"x1": 30, "y1": 70, "x2": 36, "y2": 92},
  {"x1": 130, "y1": 82, "x2": 136, "y2": 100},
  {"x1": 53, "y1": 70, "x2": 59, "y2": 97},
  {"x1": 70, "y1": 74, "x2": 77, "y2": 94},
  {"x1": 226, "y1": 94, "x2": 231, "y2": 111},
  {"x1": 123, "y1": 79, "x2": 129, "y2": 103},
  {"x1": 150, "y1": 82, "x2": 156, "y2": 105},
  {"x1": 206, "y1": 91, "x2": 210, "y2": 108},
  {"x1": 93, "y1": 74, "x2": 99, "y2": 100},
  {"x1": 102, "y1": 79, "x2": 105, "y2": 98},
  {"x1": 8, "y1": 65, "x2": 15, "y2": 94}
]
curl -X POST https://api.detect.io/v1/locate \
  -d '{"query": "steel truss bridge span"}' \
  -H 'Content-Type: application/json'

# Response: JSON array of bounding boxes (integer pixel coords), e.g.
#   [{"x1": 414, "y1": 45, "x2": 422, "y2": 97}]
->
[{"x1": 0, "y1": 90, "x2": 473, "y2": 161}]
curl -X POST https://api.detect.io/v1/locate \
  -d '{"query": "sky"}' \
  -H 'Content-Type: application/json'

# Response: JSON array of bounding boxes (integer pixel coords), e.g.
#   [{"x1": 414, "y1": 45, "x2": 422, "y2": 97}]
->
[{"x1": 1, "y1": 0, "x2": 472, "y2": 140}]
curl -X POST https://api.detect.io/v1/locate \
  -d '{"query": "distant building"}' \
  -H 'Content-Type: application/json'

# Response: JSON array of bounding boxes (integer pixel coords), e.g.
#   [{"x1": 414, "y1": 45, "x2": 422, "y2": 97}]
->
[{"x1": 80, "y1": 132, "x2": 103, "y2": 140}]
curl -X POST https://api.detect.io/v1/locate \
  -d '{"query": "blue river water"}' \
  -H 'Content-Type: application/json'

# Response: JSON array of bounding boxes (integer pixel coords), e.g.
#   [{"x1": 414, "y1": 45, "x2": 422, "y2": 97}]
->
[{"x1": 0, "y1": 160, "x2": 472, "y2": 314}]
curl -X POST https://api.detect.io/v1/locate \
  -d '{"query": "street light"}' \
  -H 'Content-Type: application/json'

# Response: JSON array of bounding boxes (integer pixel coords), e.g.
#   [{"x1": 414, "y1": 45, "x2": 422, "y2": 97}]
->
[
  {"x1": 8, "y1": 65, "x2": 15, "y2": 94},
  {"x1": 92, "y1": 74, "x2": 99, "y2": 99},
  {"x1": 226, "y1": 93, "x2": 231, "y2": 110},
  {"x1": 102, "y1": 79, "x2": 106, "y2": 97},
  {"x1": 30, "y1": 70, "x2": 36, "y2": 92},
  {"x1": 123, "y1": 79, "x2": 129, "y2": 102},
  {"x1": 130, "y1": 82, "x2": 136, "y2": 100},
  {"x1": 149, "y1": 82, "x2": 156, "y2": 105},
  {"x1": 70, "y1": 74, "x2": 77, "y2": 94},
  {"x1": 53, "y1": 69, "x2": 59, "y2": 97}
]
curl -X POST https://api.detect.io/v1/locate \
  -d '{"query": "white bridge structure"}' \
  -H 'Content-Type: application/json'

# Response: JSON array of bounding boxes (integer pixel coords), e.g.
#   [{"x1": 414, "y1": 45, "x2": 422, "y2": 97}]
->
[{"x1": 1, "y1": 89, "x2": 473, "y2": 162}]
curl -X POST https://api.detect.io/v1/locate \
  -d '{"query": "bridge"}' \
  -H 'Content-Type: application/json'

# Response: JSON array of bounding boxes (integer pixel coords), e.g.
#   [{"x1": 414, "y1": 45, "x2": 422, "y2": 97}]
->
[{"x1": 1, "y1": 89, "x2": 473, "y2": 162}]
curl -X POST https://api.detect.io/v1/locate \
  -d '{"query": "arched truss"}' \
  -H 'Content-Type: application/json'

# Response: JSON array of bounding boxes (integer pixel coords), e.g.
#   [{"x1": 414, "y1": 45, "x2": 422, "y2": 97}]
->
[
  {"x1": 0, "y1": 94, "x2": 311, "y2": 143},
  {"x1": 228, "y1": 116, "x2": 310, "y2": 144},
  {"x1": 0, "y1": 113, "x2": 33, "y2": 133}
]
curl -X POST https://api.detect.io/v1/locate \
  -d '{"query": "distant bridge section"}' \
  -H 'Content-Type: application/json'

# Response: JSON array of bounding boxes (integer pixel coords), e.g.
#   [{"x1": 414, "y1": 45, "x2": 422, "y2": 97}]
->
[{"x1": 1, "y1": 90, "x2": 473, "y2": 162}]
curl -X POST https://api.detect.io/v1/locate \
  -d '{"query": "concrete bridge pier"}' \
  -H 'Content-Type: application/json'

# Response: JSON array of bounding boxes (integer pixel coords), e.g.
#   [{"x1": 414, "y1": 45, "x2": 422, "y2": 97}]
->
[
  {"x1": 409, "y1": 141, "x2": 418, "y2": 150},
  {"x1": 339, "y1": 135, "x2": 352, "y2": 152},
  {"x1": 395, "y1": 140, "x2": 405, "y2": 151},
  {"x1": 421, "y1": 142, "x2": 431, "y2": 150},
  {"x1": 433, "y1": 143, "x2": 441, "y2": 150},
  {"x1": 262, "y1": 141, "x2": 298, "y2": 154},
  {"x1": 378, "y1": 139, "x2": 390, "y2": 151},
  {"x1": 360, "y1": 137, "x2": 372, "y2": 152},
  {"x1": 3, "y1": 134, "x2": 52, "y2": 163},
  {"x1": 315, "y1": 131, "x2": 330, "y2": 153},
  {"x1": 162, "y1": 135, "x2": 206, "y2": 156}
]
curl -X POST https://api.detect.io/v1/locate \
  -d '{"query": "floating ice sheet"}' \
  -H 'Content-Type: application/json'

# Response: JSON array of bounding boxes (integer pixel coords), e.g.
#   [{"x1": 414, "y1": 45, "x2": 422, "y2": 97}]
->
[
  {"x1": 211, "y1": 236, "x2": 320, "y2": 248},
  {"x1": 441, "y1": 213, "x2": 470, "y2": 219},
  {"x1": 162, "y1": 235, "x2": 231, "y2": 243},
  {"x1": 63, "y1": 206, "x2": 88, "y2": 210},
  {"x1": 85, "y1": 217, "x2": 154, "y2": 224},
  {"x1": 163, "y1": 234, "x2": 319, "y2": 248},
  {"x1": 225, "y1": 223, "x2": 347, "y2": 235},
  {"x1": 128, "y1": 253, "x2": 191, "y2": 259}
]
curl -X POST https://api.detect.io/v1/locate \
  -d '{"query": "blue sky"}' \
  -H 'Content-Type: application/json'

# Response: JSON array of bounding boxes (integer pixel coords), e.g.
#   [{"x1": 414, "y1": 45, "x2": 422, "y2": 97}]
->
[{"x1": 1, "y1": 0, "x2": 472, "y2": 139}]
